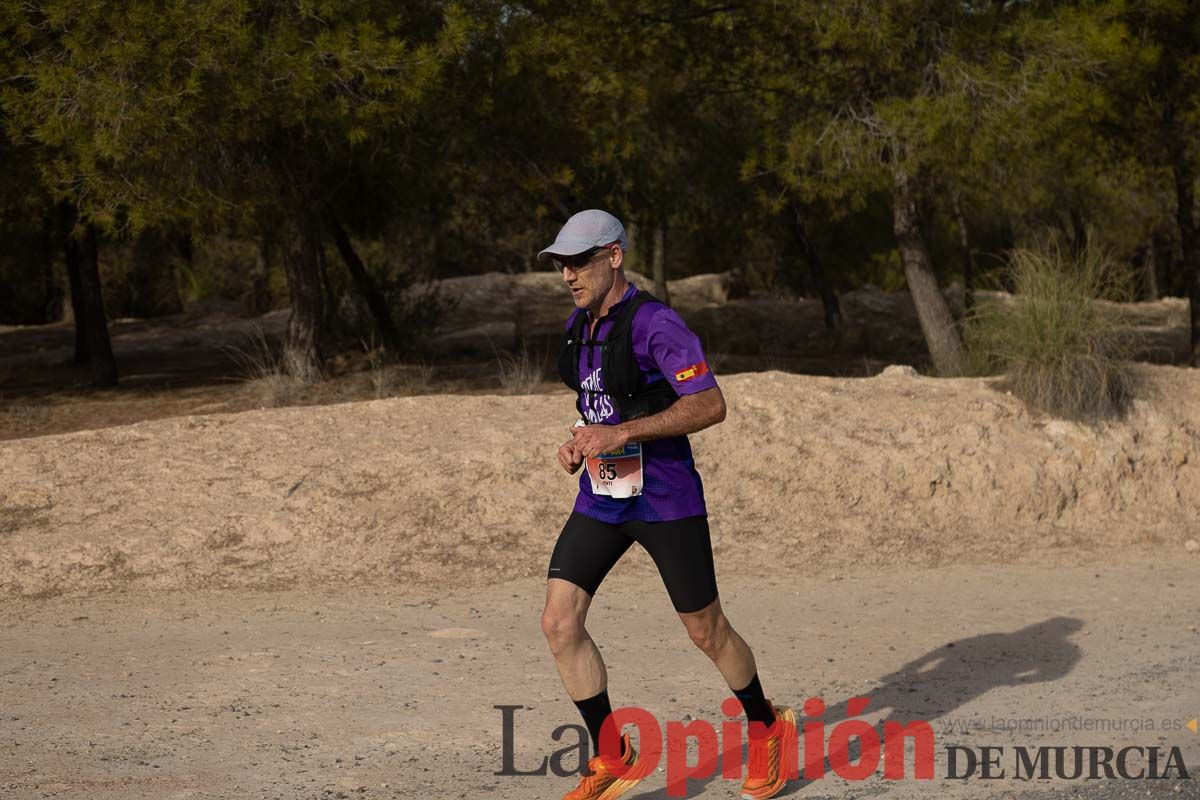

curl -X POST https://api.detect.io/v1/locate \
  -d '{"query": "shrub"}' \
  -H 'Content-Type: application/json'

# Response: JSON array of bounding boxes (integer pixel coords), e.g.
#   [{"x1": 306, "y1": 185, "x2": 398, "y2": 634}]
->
[
  {"x1": 392, "y1": 361, "x2": 435, "y2": 396},
  {"x1": 355, "y1": 335, "x2": 434, "y2": 399},
  {"x1": 963, "y1": 241, "x2": 1137, "y2": 420},
  {"x1": 496, "y1": 347, "x2": 547, "y2": 395},
  {"x1": 225, "y1": 326, "x2": 303, "y2": 408}
]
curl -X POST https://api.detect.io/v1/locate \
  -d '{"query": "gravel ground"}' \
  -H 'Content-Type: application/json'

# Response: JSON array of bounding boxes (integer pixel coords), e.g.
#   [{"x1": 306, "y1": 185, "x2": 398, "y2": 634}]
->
[{"x1": 2, "y1": 562, "x2": 1196, "y2": 799}]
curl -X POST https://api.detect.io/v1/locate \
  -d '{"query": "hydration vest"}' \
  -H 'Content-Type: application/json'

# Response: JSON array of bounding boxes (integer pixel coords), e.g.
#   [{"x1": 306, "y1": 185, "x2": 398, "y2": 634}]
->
[{"x1": 558, "y1": 290, "x2": 679, "y2": 422}]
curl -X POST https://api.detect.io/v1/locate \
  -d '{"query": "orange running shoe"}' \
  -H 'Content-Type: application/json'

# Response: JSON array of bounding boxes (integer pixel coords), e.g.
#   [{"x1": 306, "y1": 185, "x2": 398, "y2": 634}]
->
[
  {"x1": 740, "y1": 704, "x2": 797, "y2": 800},
  {"x1": 562, "y1": 732, "x2": 648, "y2": 800}
]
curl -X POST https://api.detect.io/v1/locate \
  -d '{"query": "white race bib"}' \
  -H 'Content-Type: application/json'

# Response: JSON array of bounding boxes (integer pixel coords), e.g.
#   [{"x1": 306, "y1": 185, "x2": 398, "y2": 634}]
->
[{"x1": 575, "y1": 420, "x2": 643, "y2": 499}]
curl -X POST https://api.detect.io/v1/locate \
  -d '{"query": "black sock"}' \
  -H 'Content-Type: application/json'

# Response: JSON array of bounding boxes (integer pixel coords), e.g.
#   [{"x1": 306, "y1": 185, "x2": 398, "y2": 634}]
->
[
  {"x1": 574, "y1": 688, "x2": 615, "y2": 755},
  {"x1": 733, "y1": 673, "x2": 777, "y2": 733}
]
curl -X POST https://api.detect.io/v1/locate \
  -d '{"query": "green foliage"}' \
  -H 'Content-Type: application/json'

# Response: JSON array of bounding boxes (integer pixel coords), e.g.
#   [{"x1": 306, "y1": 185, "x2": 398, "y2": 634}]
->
[
  {"x1": 963, "y1": 240, "x2": 1136, "y2": 420},
  {"x1": 500, "y1": 2, "x2": 764, "y2": 273},
  {"x1": 180, "y1": 235, "x2": 265, "y2": 310},
  {"x1": 0, "y1": 0, "x2": 1196, "y2": 383},
  {"x1": 1, "y1": 0, "x2": 472, "y2": 233}
]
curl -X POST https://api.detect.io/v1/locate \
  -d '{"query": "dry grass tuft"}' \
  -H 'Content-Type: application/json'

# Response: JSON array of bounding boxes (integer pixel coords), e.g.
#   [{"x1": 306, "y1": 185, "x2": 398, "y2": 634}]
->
[
  {"x1": 1, "y1": 398, "x2": 53, "y2": 437},
  {"x1": 496, "y1": 347, "x2": 547, "y2": 395},
  {"x1": 225, "y1": 327, "x2": 304, "y2": 408},
  {"x1": 392, "y1": 362, "x2": 435, "y2": 396},
  {"x1": 963, "y1": 240, "x2": 1138, "y2": 421}
]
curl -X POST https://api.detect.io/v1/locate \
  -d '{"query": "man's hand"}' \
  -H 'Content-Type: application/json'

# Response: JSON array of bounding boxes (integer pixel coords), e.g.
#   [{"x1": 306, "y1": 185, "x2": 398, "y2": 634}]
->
[
  {"x1": 557, "y1": 439, "x2": 584, "y2": 474},
  {"x1": 570, "y1": 424, "x2": 629, "y2": 459}
]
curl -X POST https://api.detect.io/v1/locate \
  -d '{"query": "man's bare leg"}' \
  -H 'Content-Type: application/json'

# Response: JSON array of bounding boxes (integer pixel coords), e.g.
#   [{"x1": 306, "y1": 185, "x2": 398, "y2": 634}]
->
[
  {"x1": 677, "y1": 596, "x2": 760, "y2": 690},
  {"x1": 542, "y1": 578, "x2": 644, "y2": 796},
  {"x1": 680, "y1": 596, "x2": 792, "y2": 795},
  {"x1": 541, "y1": 577, "x2": 606, "y2": 700}
]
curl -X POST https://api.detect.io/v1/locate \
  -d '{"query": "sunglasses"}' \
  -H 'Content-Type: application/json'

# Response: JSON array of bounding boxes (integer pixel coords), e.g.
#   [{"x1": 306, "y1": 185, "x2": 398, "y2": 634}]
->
[{"x1": 552, "y1": 245, "x2": 613, "y2": 272}]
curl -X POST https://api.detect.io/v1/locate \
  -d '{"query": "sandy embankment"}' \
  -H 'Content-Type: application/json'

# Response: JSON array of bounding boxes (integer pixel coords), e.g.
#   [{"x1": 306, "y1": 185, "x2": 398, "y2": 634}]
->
[{"x1": 1, "y1": 365, "x2": 1198, "y2": 598}]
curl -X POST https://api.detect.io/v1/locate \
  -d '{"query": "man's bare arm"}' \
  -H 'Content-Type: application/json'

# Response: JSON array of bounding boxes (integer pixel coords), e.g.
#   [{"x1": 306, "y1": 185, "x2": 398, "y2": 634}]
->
[
  {"x1": 570, "y1": 386, "x2": 726, "y2": 458},
  {"x1": 617, "y1": 385, "x2": 726, "y2": 444}
]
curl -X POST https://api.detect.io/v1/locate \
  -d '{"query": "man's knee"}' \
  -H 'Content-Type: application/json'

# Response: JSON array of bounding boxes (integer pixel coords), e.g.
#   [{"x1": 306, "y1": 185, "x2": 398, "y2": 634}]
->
[
  {"x1": 683, "y1": 608, "x2": 731, "y2": 658},
  {"x1": 541, "y1": 605, "x2": 587, "y2": 654}
]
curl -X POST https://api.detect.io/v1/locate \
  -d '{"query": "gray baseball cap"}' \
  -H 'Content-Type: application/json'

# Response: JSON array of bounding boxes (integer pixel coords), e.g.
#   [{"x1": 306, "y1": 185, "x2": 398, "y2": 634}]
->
[{"x1": 537, "y1": 209, "x2": 629, "y2": 265}]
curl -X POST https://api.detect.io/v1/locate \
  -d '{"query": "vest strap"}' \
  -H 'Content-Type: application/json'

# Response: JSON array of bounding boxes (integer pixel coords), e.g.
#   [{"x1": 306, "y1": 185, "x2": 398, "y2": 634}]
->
[{"x1": 557, "y1": 290, "x2": 679, "y2": 422}]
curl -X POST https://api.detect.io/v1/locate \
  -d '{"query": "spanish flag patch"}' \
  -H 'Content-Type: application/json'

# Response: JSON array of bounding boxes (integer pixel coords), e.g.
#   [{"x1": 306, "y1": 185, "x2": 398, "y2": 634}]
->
[{"x1": 674, "y1": 361, "x2": 709, "y2": 382}]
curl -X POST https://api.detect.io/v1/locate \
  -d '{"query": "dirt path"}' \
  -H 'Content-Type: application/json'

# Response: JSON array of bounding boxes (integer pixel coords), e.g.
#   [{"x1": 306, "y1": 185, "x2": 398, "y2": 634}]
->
[
  {"x1": 3, "y1": 561, "x2": 1196, "y2": 799},
  {"x1": 3, "y1": 367, "x2": 1198, "y2": 797}
]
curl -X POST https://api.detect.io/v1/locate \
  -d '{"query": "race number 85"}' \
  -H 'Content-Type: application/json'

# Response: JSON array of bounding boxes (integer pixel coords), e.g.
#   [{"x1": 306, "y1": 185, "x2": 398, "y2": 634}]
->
[{"x1": 597, "y1": 462, "x2": 617, "y2": 480}]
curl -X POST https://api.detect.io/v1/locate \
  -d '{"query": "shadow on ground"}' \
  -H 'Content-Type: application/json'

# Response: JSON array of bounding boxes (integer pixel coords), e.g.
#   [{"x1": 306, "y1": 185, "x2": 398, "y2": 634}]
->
[{"x1": 628, "y1": 616, "x2": 1085, "y2": 799}]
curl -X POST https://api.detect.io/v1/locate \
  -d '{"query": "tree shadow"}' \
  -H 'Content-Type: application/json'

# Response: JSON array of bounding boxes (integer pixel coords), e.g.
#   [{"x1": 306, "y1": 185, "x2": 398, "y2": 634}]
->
[
  {"x1": 629, "y1": 616, "x2": 1084, "y2": 799},
  {"x1": 773, "y1": 616, "x2": 1085, "y2": 797},
  {"x1": 821, "y1": 616, "x2": 1084, "y2": 730}
]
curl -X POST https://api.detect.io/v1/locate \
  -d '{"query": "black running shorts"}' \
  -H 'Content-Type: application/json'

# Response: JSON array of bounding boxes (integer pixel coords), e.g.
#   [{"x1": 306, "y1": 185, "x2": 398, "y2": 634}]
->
[{"x1": 547, "y1": 512, "x2": 719, "y2": 614}]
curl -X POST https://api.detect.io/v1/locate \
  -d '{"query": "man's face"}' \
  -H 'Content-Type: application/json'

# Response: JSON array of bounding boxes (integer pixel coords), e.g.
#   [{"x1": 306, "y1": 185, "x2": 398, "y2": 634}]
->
[{"x1": 558, "y1": 245, "x2": 617, "y2": 310}]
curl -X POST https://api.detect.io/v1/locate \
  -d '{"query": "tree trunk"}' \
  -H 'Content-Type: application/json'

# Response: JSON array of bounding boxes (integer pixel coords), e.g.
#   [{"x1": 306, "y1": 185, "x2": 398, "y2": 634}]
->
[
  {"x1": 167, "y1": 230, "x2": 192, "y2": 315},
  {"x1": 1172, "y1": 150, "x2": 1200, "y2": 364},
  {"x1": 38, "y1": 211, "x2": 61, "y2": 324},
  {"x1": 245, "y1": 235, "x2": 273, "y2": 316},
  {"x1": 792, "y1": 206, "x2": 841, "y2": 329},
  {"x1": 326, "y1": 209, "x2": 402, "y2": 352},
  {"x1": 1068, "y1": 208, "x2": 1088, "y2": 259},
  {"x1": 58, "y1": 202, "x2": 89, "y2": 363},
  {"x1": 1136, "y1": 239, "x2": 1159, "y2": 301},
  {"x1": 628, "y1": 220, "x2": 647, "y2": 276},
  {"x1": 80, "y1": 225, "x2": 118, "y2": 386},
  {"x1": 1152, "y1": 231, "x2": 1172, "y2": 298},
  {"x1": 891, "y1": 166, "x2": 966, "y2": 376},
  {"x1": 318, "y1": 236, "x2": 337, "y2": 335},
  {"x1": 951, "y1": 191, "x2": 976, "y2": 314},
  {"x1": 652, "y1": 224, "x2": 671, "y2": 306},
  {"x1": 997, "y1": 220, "x2": 1017, "y2": 294},
  {"x1": 281, "y1": 209, "x2": 326, "y2": 383}
]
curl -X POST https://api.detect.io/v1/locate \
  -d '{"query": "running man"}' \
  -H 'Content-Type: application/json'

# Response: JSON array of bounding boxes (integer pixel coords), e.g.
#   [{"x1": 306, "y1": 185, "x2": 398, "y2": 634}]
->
[{"x1": 538, "y1": 209, "x2": 795, "y2": 800}]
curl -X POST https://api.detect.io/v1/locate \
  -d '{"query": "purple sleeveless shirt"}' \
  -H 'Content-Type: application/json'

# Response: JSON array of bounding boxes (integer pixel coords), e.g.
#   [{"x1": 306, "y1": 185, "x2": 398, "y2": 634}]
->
[{"x1": 569, "y1": 283, "x2": 718, "y2": 523}]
